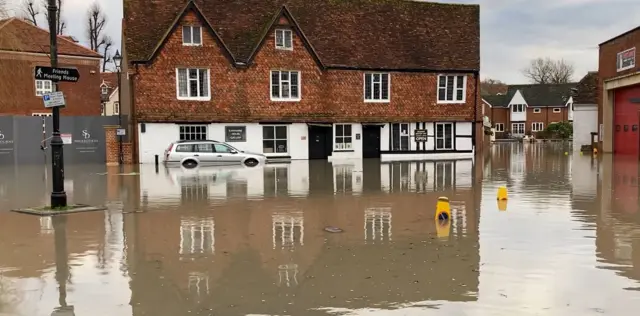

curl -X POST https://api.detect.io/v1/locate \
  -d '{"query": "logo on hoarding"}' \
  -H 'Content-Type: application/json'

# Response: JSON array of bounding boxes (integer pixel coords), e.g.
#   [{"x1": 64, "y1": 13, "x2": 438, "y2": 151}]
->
[
  {"x1": 0, "y1": 129, "x2": 4, "y2": 139},
  {"x1": 82, "y1": 130, "x2": 91, "y2": 139},
  {"x1": 74, "y1": 129, "x2": 98, "y2": 144},
  {"x1": 0, "y1": 129, "x2": 13, "y2": 145}
]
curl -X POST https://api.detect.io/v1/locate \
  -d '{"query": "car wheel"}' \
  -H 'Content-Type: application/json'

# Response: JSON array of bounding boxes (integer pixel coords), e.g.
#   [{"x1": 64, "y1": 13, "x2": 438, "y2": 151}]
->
[
  {"x1": 244, "y1": 158, "x2": 259, "y2": 167},
  {"x1": 182, "y1": 160, "x2": 198, "y2": 169}
]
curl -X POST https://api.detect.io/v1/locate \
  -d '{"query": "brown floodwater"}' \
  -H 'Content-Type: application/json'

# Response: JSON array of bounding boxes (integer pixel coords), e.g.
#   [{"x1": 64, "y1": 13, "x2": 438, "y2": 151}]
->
[{"x1": 1, "y1": 143, "x2": 640, "y2": 316}]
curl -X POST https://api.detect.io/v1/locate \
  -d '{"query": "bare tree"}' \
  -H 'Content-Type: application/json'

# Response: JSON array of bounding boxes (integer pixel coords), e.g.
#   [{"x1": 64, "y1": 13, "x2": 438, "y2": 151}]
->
[
  {"x1": 0, "y1": 0, "x2": 9, "y2": 18},
  {"x1": 522, "y1": 57, "x2": 575, "y2": 84},
  {"x1": 101, "y1": 35, "x2": 113, "y2": 71},
  {"x1": 42, "y1": 0, "x2": 66, "y2": 35},
  {"x1": 21, "y1": 0, "x2": 40, "y2": 26},
  {"x1": 86, "y1": 1, "x2": 107, "y2": 52},
  {"x1": 481, "y1": 78, "x2": 508, "y2": 95}
]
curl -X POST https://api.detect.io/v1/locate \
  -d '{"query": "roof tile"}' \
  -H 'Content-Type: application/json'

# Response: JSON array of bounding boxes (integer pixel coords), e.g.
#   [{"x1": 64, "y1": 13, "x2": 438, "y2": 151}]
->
[{"x1": 572, "y1": 72, "x2": 598, "y2": 104}]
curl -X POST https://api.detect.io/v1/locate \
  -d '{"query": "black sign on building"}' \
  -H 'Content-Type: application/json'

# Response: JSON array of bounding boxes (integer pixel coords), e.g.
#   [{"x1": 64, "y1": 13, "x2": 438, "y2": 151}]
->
[
  {"x1": 414, "y1": 129, "x2": 428, "y2": 142},
  {"x1": 225, "y1": 126, "x2": 247, "y2": 142}
]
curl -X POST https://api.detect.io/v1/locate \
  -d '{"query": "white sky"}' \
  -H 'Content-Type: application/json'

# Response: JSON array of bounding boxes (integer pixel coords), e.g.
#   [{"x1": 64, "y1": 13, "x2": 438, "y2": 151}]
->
[{"x1": 3, "y1": 0, "x2": 640, "y2": 83}]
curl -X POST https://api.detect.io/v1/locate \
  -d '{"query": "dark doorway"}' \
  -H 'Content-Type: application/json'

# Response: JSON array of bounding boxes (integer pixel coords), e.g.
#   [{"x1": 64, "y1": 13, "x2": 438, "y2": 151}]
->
[
  {"x1": 308, "y1": 125, "x2": 333, "y2": 159},
  {"x1": 362, "y1": 125, "x2": 382, "y2": 158}
]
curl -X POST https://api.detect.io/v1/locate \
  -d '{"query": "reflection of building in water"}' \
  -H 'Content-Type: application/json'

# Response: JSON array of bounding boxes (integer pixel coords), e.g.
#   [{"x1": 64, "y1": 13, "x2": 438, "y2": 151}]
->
[
  {"x1": 435, "y1": 161, "x2": 454, "y2": 191},
  {"x1": 264, "y1": 167, "x2": 289, "y2": 197},
  {"x1": 272, "y1": 211, "x2": 304, "y2": 249},
  {"x1": 39, "y1": 217, "x2": 53, "y2": 235},
  {"x1": 334, "y1": 165, "x2": 353, "y2": 194},
  {"x1": 381, "y1": 160, "x2": 473, "y2": 193},
  {"x1": 180, "y1": 175, "x2": 212, "y2": 203},
  {"x1": 188, "y1": 272, "x2": 210, "y2": 298},
  {"x1": 277, "y1": 263, "x2": 299, "y2": 287},
  {"x1": 179, "y1": 218, "x2": 215, "y2": 257},
  {"x1": 364, "y1": 207, "x2": 392, "y2": 242},
  {"x1": 450, "y1": 201, "x2": 467, "y2": 237}
]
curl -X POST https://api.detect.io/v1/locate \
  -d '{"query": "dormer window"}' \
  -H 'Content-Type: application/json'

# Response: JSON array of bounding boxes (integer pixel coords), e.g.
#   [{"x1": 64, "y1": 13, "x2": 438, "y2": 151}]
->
[
  {"x1": 275, "y1": 29, "x2": 293, "y2": 50},
  {"x1": 182, "y1": 25, "x2": 202, "y2": 46},
  {"x1": 101, "y1": 86, "x2": 108, "y2": 94}
]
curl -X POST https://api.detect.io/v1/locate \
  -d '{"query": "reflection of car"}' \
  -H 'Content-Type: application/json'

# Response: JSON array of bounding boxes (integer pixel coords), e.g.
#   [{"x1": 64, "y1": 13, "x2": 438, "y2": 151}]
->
[{"x1": 164, "y1": 140, "x2": 266, "y2": 168}]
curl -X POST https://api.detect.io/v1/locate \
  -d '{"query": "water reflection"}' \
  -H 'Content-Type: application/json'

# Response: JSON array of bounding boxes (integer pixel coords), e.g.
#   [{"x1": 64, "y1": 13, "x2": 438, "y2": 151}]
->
[{"x1": 1, "y1": 150, "x2": 640, "y2": 315}]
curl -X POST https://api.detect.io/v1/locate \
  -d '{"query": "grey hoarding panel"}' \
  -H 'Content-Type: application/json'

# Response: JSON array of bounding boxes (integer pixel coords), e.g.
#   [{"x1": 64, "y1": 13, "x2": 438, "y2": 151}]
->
[{"x1": 0, "y1": 116, "x2": 16, "y2": 165}]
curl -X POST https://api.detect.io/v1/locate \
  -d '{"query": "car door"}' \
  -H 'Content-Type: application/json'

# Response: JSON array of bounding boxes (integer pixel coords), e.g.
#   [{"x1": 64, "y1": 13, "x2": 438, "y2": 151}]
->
[
  {"x1": 194, "y1": 143, "x2": 216, "y2": 165},
  {"x1": 213, "y1": 143, "x2": 243, "y2": 165}
]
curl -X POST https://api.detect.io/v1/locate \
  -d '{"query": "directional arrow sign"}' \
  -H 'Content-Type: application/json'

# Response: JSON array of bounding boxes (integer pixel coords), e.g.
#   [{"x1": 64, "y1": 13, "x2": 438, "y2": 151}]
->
[{"x1": 34, "y1": 66, "x2": 80, "y2": 83}]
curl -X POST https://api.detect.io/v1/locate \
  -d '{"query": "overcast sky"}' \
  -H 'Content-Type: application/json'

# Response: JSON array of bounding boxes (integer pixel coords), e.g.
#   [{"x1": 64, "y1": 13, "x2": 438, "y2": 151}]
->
[{"x1": 3, "y1": 0, "x2": 640, "y2": 83}]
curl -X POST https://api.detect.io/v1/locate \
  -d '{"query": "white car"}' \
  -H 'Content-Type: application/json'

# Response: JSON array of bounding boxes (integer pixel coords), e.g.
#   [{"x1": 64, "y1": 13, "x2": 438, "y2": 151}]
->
[{"x1": 163, "y1": 140, "x2": 266, "y2": 168}]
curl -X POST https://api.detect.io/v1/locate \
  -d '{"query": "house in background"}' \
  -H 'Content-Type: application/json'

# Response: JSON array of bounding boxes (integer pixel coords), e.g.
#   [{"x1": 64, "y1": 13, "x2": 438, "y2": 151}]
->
[
  {"x1": 572, "y1": 72, "x2": 599, "y2": 151},
  {"x1": 483, "y1": 83, "x2": 576, "y2": 138},
  {"x1": 0, "y1": 18, "x2": 102, "y2": 116},
  {"x1": 124, "y1": 0, "x2": 482, "y2": 164},
  {"x1": 100, "y1": 72, "x2": 120, "y2": 116}
]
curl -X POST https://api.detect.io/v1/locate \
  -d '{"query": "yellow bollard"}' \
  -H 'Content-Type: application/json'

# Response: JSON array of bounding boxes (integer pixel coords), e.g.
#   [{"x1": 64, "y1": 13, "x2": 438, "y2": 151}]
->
[
  {"x1": 564, "y1": 152, "x2": 568, "y2": 155},
  {"x1": 498, "y1": 200, "x2": 508, "y2": 211},
  {"x1": 593, "y1": 147, "x2": 598, "y2": 155},
  {"x1": 497, "y1": 186, "x2": 508, "y2": 200},
  {"x1": 435, "y1": 197, "x2": 451, "y2": 221},
  {"x1": 435, "y1": 216, "x2": 451, "y2": 238}
]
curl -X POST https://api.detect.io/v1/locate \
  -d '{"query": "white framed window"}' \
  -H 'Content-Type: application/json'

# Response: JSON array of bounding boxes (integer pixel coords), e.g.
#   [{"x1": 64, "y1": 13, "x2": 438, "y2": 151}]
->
[
  {"x1": 553, "y1": 108, "x2": 561, "y2": 113},
  {"x1": 32, "y1": 113, "x2": 52, "y2": 117},
  {"x1": 533, "y1": 108, "x2": 541, "y2": 113},
  {"x1": 435, "y1": 122, "x2": 454, "y2": 150},
  {"x1": 35, "y1": 79, "x2": 52, "y2": 96},
  {"x1": 494, "y1": 123, "x2": 504, "y2": 132},
  {"x1": 113, "y1": 102, "x2": 120, "y2": 115},
  {"x1": 512, "y1": 104, "x2": 525, "y2": 113},
  {"x1": 364, "y1": 73, "x2": 390, "y2": 102},
  {"x1": 511, "y1": 123, "x2": 525, "y2": 134},
  {"x1": 437, "y1": 75, "x2": 466, "y2": 103},
  {"x1": 391, "y1": 123, "x2": 409, "y2": 151},
  {"x1": 270, "y1": 71, "x2": 300, "y2": 101},
  {"x1": 176, "y1": 68, "x2": 210, "y2": 100},
  {"x1": 179, "y1": 125, "x2": 208, "y2": 141},
  {"x1": 532, "y1": 122, "x2": 544, "y2": 132},
  {"x1": 182, "y1": 25, "x2": 202, "y2": 46},
  {"x1": 334, "y1": 124, "x2": 352, "y2": 150},
  {"x1": 101, "y1": 86, "x2": 108, "y2": 94},
  {"x1": 275, "y1": 29, "x2": 293, "y2": 50},
  {"x1": 263, "y1": 125, "x2": 288, "y2": 154}
]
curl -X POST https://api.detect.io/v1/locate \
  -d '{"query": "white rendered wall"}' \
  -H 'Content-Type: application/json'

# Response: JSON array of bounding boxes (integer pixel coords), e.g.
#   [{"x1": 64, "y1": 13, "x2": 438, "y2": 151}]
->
[{"x1": 572, "y1": 104, "x2": 598, "y2": 151}]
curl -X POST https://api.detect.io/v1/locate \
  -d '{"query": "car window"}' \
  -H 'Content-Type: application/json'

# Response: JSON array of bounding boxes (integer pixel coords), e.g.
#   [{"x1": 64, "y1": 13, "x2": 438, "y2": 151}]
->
[
  {"x1": 175, "y1": 144, "x2": 194, "y2": 152},
  {"x1": 195, "y1": 143, "x2": 214, "y2": 153},
  {"x1": 213, "y1": 144, "x2": 233, "y2": 153}
]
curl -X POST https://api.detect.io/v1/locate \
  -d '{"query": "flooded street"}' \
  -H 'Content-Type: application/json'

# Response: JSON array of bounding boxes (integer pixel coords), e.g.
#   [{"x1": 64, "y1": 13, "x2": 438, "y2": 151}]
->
[{"x1": 1, "y1": 143, "x2": 640, "y2": 315}]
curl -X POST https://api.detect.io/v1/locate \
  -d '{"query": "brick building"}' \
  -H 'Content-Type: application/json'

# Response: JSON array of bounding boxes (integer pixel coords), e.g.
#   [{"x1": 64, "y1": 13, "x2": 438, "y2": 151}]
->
[
  {"x1": 0, "y1": 18, "x2": 102, "y2": 116},
  {"x1": 598, "y1": 25, "x2": 640, "y2": 157},
  {"x1": 482, "y1": 83, "x2": 575, "y2": 138},
  {"x1": 124, "y1": 0, "x2": 481, "y2": 164}
]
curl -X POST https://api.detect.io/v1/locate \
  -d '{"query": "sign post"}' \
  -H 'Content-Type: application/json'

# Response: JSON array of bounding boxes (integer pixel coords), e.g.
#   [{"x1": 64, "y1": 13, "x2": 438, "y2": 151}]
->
[{"x1": 34, "y1": 66, "x2": 80, "y2": 83}]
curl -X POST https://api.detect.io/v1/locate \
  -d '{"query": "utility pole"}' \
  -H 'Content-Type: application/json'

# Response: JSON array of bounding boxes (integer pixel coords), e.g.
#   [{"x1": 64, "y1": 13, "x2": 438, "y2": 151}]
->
[{"x1": 48, "y1": 0, "x2": 67, "y2": 208}]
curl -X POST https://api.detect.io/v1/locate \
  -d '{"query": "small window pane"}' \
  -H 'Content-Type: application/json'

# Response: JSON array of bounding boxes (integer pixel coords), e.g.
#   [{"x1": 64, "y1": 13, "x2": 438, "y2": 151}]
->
[
  {"x1": 275, "y1": 126, "x2": 287, "y2": 139},
  {"x1": 439, "y1": 76, "x2": 446, "y2": 87},
  {"x1": 275, "y1": 30, "x2": 284, "y2": 46},
  {"x1": 214, "y1": 144, "x2": 232, "y2": 153},
  {"x1": 456, "y1": 89, "x2": 463, "y2": 101},
  {"x1": 275, "y1": 140, "x2": 287, "y2": 153},
  {"x1": 364, "y1": 74, "x2": 372, "y2": 99},
  {"x1": 381, "y1": 74, "x2": 389, "y2": 99},
  {"x1": 336, "y1": 125, "x2": 344, "y2": 137},
  {"x1": 263, "y1": 126, "x2": 275, "y2": 139},
  {"x1": 446, "y1": 77, "x2": 454, "y2": 101},
  {"x1": 456, "y1": 76, "x2": 464, "y2": 88},
  {"x1": 438, "y1": 88, "x2": 446, "y2": 100},
  {"x1": 263, "y1": 140, "x2": 275, "y2": 153},
  {"x1": 344, "y1": 124, "x2": 352, "y2": 135},
  {"x1": 183, "y1": 26, "x2": 192, "y2": 44},
  {"x1": 178, "y1": 69, "x2": 188, "y2": 97},
  {"x1": 193, "y1": 26, "x2": 202, "y2": 44},
  {"x1": 199, "y1": 70, "x2": 208, "y2": 97},
  {"x1": 284, "y1": 30, "x2": 292, "y2": 48}
]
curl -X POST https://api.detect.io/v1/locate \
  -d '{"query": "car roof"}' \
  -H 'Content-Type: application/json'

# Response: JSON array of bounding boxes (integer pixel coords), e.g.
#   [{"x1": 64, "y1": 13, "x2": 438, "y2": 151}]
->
[{"x1": 174, "y1": 140, "x2": 221, "y2": 144}]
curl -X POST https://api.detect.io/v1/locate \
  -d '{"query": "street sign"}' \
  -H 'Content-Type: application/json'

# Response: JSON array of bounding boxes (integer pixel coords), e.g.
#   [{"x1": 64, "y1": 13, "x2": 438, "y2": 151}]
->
[
  {"x1": 116, "y1": 128, "x2": 126, "y2": 136},
  {"x1": 42, "y1": 91, "x2": 66, "y2": 108},
  {"x1": 61, "y1": 133, "x2": 72, "y2": 144},
  {"x1": 34, "y1": 66, "x2": 80, "y2": 82}
]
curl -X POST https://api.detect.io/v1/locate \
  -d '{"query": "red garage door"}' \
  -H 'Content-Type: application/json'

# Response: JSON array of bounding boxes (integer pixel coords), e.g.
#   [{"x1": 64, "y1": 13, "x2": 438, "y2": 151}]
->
[{"x1": 613, "y1": 85, "x2": 640, "y2": 156}]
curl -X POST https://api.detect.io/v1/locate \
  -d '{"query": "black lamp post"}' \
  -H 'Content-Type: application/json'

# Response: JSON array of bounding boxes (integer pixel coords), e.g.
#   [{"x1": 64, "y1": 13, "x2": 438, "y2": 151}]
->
[{"x1": 112, "y1": 50, "x2": 123, "y2": 165}]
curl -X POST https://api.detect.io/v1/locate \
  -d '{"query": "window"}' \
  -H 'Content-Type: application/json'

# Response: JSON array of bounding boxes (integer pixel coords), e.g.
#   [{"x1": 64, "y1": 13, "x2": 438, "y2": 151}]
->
[
  {"x1": 113, "y1": 102, "x2": 120, "y2": 115},
  {"x1": 435, "y1": 123, "x2": 453, "y2": 150},
  {"x1": 195, "y1": 143, "x2": 213, "y2": 153},
  {"x1": 101, "y1": 86, "x2": 108, "y2": 94},
  {"x1": 32, "y1": 113, "x2": 52, "y2": 117},
  {"x1": 532, "y1": 122, "x2": 544, "y2": 132},
  {"x1": 182, "y1": 25, "x2": 202, "y2": 46},
  {"x1": 335, "y1": 124, "x2": 352, "y2": 150},
  {"x1": 263, "y1": 125, "x2": 288, "y2": 154},
  {"x1": 176, "y1": 144, "x2": 194, "y2": 152},
  {"x1": 512, "y1": 104, "x2": 525, "y2": 113},
  {"x1": 553, "y1": 108, "x2": 561, "y2": 113},
  {"x1": 275, "y1": 29, "x2": 293, "y2": 50},
  {"x1": 271, "y1": 71, "x2": 300, "y2": 101},
  {"x1": 494, "y1": 123, "x2": 504, "y2": 132},
  {"x1": 437, "y1": 75, "x2": 466, "y2": 103},
  {"x1": 391, "y1": 123, "x2": 409, "y2": 151},
  {"x1": 35, "y1": 79, "x2": 52, "y2": 96},
  {"x1": 533, "y1": 108, "x2": 541, "y2": 113},
  {"x1": 512, "y1": 123, "x2": 525, "y2": 134},
  {"x1": 176, "y1": 68, "x2": 210, "y2": 100},
  {"x1": 213, "y1": 143, "x2": 234, "y2": 153},
  {"x1": 364, "y1": 73, "x2": 390, "y2": 102},
  {"x1": 179, "y1": 125, "x2": 208, "y2": 141}
]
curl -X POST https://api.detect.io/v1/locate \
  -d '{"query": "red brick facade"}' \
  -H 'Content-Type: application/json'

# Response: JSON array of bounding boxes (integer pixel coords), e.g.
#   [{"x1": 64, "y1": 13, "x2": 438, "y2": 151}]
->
[{"x1": 105, "y1": 125, "x2": 133, "y2": 165}]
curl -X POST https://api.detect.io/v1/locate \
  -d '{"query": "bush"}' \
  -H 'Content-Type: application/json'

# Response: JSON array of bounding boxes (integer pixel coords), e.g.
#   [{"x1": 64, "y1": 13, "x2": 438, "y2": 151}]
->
[{"x1": 544, "y1": 121, "x2": 573, "y2": 139}]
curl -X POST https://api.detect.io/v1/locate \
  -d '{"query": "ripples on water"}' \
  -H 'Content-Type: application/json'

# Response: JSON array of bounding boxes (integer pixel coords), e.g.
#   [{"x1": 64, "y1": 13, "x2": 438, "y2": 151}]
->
[{"x1": 0, "y1": 143, "x2": 640, "y2": 315}]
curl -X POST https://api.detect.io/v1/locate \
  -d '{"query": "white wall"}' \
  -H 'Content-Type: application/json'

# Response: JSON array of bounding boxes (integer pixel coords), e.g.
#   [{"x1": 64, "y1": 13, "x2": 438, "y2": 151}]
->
[
  {"x1": 566, "y1": 96, "x2": 574, "y2": 121},
  {"x1": 572, "y1": 104, "x2": 598, "y2": 151},
  {"x1": 508, "y1": 90, "x2": 527, "y2": 122}
]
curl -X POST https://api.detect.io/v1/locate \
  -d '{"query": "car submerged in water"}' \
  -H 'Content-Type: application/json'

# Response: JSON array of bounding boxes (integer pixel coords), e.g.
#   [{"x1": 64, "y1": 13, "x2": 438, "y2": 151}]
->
[{"x1": 163, "y1": 140, "x2": 267, "y2": 168}]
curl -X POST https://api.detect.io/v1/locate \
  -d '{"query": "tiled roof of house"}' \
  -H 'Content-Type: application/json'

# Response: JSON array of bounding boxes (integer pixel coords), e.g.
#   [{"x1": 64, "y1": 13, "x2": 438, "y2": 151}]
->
[
  {"x1": 572, "y1": 72, "x2": 598, "y2": 104},
  {"x1": 482, "y1": 94, "x2": 509, "y2": 108},
  {"x1": 0, "y1": 18, "x2": 101, "y2": 58},
  {"x1": 123, "y1": 0, "x2": 480, "y2": 70},
  {"x1": 506, "y1": 83, "x2": 577, "y2": 107},
  {"x1": 100, "y1": 72, "x2": 118, "y2": 88}
]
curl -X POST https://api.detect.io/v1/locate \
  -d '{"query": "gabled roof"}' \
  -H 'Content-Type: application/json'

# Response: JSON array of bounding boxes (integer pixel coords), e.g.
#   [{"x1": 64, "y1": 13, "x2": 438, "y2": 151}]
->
[
  {"x1": 482, "y1": 94, "x2": 509, "y2": 108},
  {"x1": 124, "y1": 0, "x2": 480, "y2": 71},
  {"x1": 0, "y1": 18, "x2": 102, "y2": 58},
  {"x1": 100, "y1": 72, "x2": 118, "y2": 88},
  {"x1": 505, "y1": 83, "x2": 577, "y2": 107},
  {"x1": 573, "y1": 72, "x2": 598, "y2": 105}
]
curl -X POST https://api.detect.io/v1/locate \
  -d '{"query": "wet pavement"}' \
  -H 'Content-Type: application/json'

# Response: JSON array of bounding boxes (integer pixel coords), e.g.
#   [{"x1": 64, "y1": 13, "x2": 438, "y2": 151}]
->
[{"x1": 1, "y1": 143, "x2": 640, "y2": 315}]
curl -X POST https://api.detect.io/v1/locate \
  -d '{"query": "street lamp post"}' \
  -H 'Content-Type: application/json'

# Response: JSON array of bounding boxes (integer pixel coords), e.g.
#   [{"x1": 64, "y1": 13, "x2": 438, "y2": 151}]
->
[{"x1": 112, "y1": 50, "x2": 123, "y2": 165}]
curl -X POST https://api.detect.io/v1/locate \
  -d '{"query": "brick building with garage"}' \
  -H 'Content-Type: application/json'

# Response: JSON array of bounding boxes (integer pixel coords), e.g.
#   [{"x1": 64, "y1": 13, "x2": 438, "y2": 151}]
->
[{"x1": 123, "y1": 0, "x2": 482, "y2": 164}]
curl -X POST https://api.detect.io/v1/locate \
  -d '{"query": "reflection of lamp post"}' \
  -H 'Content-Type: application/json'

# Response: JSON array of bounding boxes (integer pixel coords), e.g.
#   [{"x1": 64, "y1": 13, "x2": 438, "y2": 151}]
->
[
  {"x1": 51, "y1": 216, "x2": 75, "y2": 316},
  {"x1": 112, "y1": 50, "x2": 123, "y2": 165}
]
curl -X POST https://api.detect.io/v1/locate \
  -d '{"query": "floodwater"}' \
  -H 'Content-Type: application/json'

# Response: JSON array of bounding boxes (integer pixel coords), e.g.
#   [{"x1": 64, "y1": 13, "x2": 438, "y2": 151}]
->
[{"x1": 1, "y1": 143, "x2": 640, "y2": 316}]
